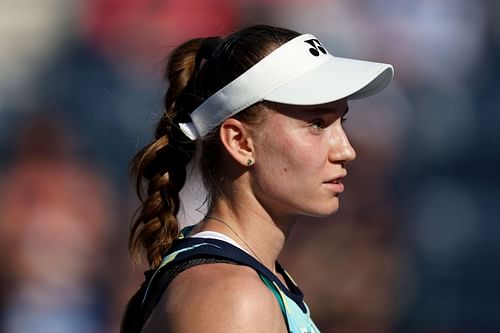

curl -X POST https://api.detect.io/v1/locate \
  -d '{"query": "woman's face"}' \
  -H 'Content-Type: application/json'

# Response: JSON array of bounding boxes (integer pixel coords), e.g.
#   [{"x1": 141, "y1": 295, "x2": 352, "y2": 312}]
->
[{"x1": 249, "y1": 98, "x2": 356, "y2": 220}]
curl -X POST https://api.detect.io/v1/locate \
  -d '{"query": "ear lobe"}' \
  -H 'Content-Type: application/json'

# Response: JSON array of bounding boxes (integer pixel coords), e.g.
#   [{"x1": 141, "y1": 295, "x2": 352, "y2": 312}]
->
[{"x1": 219, "y1": 118, "x2": 254, "y2": 167}]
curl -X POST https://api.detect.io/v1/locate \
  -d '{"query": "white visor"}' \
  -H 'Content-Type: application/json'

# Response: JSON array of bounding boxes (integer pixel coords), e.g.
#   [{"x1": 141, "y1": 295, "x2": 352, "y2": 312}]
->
[{"x1": 179, "y1": 33, "x2": 394, "y2": 140}]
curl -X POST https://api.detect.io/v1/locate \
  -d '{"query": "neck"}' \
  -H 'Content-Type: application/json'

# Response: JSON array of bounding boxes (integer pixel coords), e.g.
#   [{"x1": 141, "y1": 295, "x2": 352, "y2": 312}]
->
[{"x1": 196, "y1": 195, "x2": 295, "y2": 274}]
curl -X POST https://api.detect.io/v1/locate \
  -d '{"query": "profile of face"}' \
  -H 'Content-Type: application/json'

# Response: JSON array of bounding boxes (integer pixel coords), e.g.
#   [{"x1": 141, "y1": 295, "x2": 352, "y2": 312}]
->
[
  {"x1": 248, "y1": 98, "x2": 356, "y2": 220},
  {"x1": 181, "y1": 27, "x2": 392, "y2": 224}
]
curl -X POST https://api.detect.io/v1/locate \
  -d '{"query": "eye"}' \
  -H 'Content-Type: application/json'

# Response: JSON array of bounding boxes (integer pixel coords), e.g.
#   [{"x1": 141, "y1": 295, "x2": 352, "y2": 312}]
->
[{"x1": 310, "y1": 118, "x2": 326, "y2": 131}]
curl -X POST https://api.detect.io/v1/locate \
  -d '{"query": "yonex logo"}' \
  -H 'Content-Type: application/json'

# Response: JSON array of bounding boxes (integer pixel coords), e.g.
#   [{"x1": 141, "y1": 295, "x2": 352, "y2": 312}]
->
[{"x1": 304, "y1": 39, "x2": 327, "y2": 56}]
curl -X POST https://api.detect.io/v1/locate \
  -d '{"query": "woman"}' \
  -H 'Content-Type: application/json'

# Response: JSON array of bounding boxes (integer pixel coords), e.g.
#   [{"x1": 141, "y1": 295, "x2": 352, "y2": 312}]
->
[{"x1": 121, "y1": 24, "x2": 394, "y2": 332}]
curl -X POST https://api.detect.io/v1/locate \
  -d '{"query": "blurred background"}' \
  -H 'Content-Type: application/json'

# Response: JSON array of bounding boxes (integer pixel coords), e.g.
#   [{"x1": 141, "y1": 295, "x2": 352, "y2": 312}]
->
[{"x1": 0, "y1": 0, "x2": 499, "y2": 332}]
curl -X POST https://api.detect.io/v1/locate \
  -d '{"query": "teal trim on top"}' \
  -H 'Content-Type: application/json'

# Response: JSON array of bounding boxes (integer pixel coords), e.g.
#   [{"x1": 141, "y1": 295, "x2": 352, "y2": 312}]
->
[{"x1": 259, "y1": 274, "x2": 290, "y2": 330}]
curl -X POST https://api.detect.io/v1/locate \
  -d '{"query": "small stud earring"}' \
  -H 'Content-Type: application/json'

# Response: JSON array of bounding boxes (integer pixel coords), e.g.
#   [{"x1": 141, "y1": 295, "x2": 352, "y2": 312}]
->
[{"x1": 247, "y1": 159, "x2": 254, "y2": 166}]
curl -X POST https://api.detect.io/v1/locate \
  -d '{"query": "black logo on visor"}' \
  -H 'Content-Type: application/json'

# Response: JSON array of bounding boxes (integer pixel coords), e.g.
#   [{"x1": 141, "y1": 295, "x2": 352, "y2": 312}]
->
[{"x1": 305, "y1": 39, "x2": 327, "y2": 57}]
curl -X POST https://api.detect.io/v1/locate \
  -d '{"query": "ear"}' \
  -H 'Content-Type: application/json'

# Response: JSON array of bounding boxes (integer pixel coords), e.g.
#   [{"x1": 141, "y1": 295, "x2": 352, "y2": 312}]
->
[{"x1": 219, "y1": 118, "x2": 255, "y2": 167}]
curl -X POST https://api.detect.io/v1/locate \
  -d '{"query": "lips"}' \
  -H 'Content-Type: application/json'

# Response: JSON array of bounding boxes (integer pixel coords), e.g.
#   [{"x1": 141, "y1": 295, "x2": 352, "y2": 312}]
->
[
  {"x1": 323, "y1": 173, "x2": 346, "y2": 193},
  {"x1": 327, "y1": 172, "x2": 347, "y2": 183}
]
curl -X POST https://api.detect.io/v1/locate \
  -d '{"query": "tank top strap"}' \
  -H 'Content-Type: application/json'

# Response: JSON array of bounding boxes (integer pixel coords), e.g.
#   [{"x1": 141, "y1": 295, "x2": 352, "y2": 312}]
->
[
  {"x1": 158, "y1": 237, "x2": 307, "y2": 311},
  {"x1": 139, "y1": 236, "x2": 319, "y2": 332}
]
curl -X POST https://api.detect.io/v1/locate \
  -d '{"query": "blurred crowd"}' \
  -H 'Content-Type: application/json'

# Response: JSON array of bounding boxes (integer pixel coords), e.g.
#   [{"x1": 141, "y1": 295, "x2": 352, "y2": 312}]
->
[{"x1": 0, "y1": 0, "x2": 499, "y2": 332}]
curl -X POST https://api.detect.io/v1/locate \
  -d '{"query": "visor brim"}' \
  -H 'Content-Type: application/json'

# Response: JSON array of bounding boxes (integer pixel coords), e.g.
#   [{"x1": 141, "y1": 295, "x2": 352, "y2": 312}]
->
[{"x1": 264, "y1": 57, "x2": 394, "y2": 105}]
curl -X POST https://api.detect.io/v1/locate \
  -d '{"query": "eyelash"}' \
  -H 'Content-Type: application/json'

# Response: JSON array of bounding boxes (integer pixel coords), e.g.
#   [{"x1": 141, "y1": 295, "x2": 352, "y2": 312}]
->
[
  {"x1": 310, "y1": 115, "x2": 348, "y2": 130},
  {"x1": 310, "y1": 118, "x2": 326, "y2": 130}
]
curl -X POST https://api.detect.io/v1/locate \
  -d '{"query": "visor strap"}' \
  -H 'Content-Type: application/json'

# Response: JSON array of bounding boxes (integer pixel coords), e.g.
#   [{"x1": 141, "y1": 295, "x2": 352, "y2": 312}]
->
[
  {"x1": 178, "y1": 122, "x2": 199, "y2": 140},
  {"x1": 179, "y1": 34, "x2": 331, "y2": 140}
]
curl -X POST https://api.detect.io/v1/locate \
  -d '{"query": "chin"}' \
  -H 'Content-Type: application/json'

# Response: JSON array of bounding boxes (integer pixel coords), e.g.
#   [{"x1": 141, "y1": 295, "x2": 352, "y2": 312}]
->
[
  {"x1": 304, "y1": 204, "x2": 340, "y2": 218},
  {"x1": 318, "y1": 209, "x2": 340, "y2": 217}
]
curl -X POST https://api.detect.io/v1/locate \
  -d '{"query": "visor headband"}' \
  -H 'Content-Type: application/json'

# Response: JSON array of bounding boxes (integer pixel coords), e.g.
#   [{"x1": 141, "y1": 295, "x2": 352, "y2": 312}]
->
[{"x1": 179, "y1": 34, "x2": 331, "y2": 140}]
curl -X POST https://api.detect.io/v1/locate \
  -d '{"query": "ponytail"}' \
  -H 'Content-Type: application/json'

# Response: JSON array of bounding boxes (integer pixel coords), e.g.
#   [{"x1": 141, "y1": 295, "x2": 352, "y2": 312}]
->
[{"x1": 128, "y1": 38, "x2": 205, "y2": 269}]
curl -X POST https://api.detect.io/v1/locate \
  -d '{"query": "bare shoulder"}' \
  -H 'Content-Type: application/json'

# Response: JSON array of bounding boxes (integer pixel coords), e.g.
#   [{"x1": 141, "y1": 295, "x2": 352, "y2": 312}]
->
[{"x1": 144, "y1": 263, "x2": 287, "y2": 333}]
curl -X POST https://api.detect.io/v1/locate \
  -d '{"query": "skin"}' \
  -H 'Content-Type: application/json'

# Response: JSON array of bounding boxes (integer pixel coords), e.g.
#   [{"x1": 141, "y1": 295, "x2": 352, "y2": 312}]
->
[
  {"x1": 144, "y1": 98, "x2": 356, "y2": 332},
  {"x1": 250, "y1": 99, "x2": 355, "y2": 220}
]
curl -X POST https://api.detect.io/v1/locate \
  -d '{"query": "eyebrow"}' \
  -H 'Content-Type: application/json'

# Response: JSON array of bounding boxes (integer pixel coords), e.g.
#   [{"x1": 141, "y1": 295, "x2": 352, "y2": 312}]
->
[
  {"x1": 268, "y1": 102, "x2": 349, "y2": 121},
  {"x1": 312, "y1": 105, "x2": 349, "y2": 116}
]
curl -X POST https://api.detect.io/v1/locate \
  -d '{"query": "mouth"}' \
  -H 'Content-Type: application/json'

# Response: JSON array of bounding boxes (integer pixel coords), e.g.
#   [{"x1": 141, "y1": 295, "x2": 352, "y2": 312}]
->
[{"x1": 323, "y1": 174, "x2": 347, "y2": 193}]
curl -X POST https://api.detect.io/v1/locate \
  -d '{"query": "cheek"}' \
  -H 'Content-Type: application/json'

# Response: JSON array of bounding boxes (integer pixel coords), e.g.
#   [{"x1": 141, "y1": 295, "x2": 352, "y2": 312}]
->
[
  {"x1": 260, "y1": 135, "x2": 325, "y2": 179},
  {"x1": 253, "y1": 117, "x2": 327, "y2": 185}
]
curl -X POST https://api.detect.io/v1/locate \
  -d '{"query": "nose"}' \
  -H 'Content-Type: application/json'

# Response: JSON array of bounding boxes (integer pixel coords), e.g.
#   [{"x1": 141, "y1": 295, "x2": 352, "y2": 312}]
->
[{"x1": 328, "y1": 126, "x2": 356, "y2": 163}]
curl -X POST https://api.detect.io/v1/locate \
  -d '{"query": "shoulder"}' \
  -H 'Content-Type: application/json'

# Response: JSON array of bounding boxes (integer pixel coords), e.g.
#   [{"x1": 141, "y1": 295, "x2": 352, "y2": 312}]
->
[{"x1": 146, "y1": 262, "x2": 287, "y2": 333}]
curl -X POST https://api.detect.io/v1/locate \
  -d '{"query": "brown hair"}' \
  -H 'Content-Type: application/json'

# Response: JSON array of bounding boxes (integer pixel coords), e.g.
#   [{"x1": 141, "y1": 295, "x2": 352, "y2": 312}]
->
[{"x1": 128, "y1": 25, "x2": 300, "y2": 270}]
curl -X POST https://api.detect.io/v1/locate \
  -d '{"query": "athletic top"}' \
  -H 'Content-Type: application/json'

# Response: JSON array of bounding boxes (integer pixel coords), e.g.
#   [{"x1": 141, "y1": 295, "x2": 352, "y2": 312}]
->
[{"x1": 126, "y1": 228, "x2": 321, "y2": 333}]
